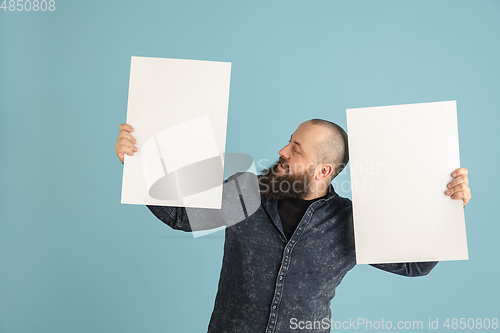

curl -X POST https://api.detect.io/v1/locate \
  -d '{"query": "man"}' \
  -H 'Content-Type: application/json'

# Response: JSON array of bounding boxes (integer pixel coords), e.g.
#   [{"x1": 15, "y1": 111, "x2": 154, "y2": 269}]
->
[{"x1": 115, "y1": 119, "x2": 471, "y2": 333}]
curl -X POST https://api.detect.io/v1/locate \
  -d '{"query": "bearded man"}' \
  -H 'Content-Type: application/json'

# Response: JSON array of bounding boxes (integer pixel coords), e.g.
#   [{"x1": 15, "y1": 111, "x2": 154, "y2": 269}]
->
[{"x1": 115, "y1": 119, "x2": 471, "y2": 333}]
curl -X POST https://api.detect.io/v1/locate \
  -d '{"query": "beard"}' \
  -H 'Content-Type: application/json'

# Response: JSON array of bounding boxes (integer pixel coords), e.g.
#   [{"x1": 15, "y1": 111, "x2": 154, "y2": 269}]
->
[{"x1": 258, "y1": 158, "x2": 315, "y2": 200}]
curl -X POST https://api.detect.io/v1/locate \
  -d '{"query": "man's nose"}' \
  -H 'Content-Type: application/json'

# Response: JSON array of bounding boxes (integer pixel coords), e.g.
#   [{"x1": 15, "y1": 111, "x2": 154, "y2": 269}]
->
[{"x1": 278, "y1": 145, "x2": 290, "y2": 160}]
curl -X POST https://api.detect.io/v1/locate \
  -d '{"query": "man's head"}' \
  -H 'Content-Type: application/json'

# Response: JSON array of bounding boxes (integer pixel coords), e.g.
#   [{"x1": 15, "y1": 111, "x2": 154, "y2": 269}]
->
[{"x1": 259, "y1": 119, "x2": 349, "y2": 200}]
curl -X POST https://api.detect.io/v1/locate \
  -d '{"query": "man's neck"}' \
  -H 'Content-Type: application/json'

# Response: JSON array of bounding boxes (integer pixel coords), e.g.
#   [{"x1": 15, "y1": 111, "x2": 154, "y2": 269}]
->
[{"x1": 302, "y1": 185, "x2": 329, "y2": 200}]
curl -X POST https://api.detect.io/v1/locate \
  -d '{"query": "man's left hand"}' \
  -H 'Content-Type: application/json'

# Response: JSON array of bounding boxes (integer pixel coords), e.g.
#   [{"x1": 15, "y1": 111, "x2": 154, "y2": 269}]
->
[{"x1": 445, "y1": 167, "x2": 471, "y2": 207}]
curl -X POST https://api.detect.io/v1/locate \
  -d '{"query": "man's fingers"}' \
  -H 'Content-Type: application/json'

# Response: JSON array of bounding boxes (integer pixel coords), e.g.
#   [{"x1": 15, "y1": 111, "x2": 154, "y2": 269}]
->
[
  {"x1": 120, "y1": 145, "x2": 135, "y2": 157},
  {"x1": 450, "y1": 190, "x2": 471, "y2": 204},
  {"x1": 119, "y1": 123, "x2": 134, "y2": 133},
  {"x1": 449, "y1": 168, "x2": 471, "y2": 207},
  {"x1": 445, "y1": 184, "x2": 471, "y2": 206},
  {"x1": 117, "y1": 130, "x2": 137, "y2": 145},
  {"x1": 445, "y1": 183, "x2": 467, "y2": 196},
  {"x1": 116, "y1": 124, "x2": 136, "y2": 164},
  {"x1": 116, "y1": 143, "x2": 136, "y2": 161},
  {"x1": 450, "y1": 191, "x2": 465, "y2": 199},
  {"x1": 115, "y1": 136, "x2": 138, "y2": 165},
  {"x1": 447, "y1": 175, "x2": 469, "y2": 189},
  {"x1": 116, "y1": 138, "x2": 138, "y2": 153},
  {"x1": 451, "y1": 167, "x2": 468, "y2": 178},
  {"x1": 116, "y1": 146, "x2": 135, "y2": 164}
]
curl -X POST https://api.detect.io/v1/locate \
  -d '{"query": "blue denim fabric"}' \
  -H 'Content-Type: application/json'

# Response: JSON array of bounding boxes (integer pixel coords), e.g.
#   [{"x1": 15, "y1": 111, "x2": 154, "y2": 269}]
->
[{"x1": 147, "y1": 172, "x2": 438, "y2": 333}]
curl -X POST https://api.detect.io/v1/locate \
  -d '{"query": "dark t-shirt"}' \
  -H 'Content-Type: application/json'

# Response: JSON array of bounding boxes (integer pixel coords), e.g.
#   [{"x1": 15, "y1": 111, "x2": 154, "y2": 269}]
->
[{"x1": 277, "y1": 193, "x2": 328, "y2": 241}]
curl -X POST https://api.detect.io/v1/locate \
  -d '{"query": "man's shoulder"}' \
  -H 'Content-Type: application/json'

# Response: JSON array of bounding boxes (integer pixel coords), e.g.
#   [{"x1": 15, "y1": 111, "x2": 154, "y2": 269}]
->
[
  {"x1": 224, "y1": 171, "x2": 257, "y2": 183},
  {"x1": 329, "y1": 190, "x2": 353, "y2": 214},
  {"x1": 221, "y1": 172, "x2": 262, "y2": 220}
]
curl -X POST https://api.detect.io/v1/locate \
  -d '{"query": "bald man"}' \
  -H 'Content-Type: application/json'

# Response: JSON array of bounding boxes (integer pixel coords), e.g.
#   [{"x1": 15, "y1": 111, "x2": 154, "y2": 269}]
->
[{"x1": 115, "y1": 119, "x2": 471, "y2": 333}]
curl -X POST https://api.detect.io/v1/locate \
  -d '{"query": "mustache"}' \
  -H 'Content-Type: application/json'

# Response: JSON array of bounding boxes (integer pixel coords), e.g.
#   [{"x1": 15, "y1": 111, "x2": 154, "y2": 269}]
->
[
  {"x1": 279, "y1": 157, "x2": 289, "y2": 169},
  {"x1": 260, "y1": 158, "x2": 289, "y2": 177}
]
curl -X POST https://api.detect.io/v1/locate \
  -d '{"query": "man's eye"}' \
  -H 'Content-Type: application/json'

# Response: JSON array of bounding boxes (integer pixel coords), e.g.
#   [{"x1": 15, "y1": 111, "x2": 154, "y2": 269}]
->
[{"x1": 288, "y1": 140, "x2": 299, "y2": 154}]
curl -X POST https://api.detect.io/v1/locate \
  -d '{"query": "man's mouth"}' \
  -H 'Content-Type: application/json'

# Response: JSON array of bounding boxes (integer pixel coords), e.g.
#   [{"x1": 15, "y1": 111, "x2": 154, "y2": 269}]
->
[{"x1": 279, "y1": 163, "x2": 286, "y2": 170}]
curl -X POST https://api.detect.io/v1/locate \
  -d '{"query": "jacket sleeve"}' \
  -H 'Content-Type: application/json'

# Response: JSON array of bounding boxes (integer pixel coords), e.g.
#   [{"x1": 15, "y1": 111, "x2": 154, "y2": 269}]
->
[
  {"x1": 146, "y1": 172, "x2": 261, "y2": 232},
  {"x1": 146, "y1": 205, "x2": 195, "y2": 232},
  {"x1": 369, "y1": 261, "x2": 438, "y2": 277}
]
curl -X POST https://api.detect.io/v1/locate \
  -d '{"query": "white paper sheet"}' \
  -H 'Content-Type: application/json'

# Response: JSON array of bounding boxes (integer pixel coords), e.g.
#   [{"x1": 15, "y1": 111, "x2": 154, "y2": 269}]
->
[
  {"x1": 346, "y1": 101, "x2": 468, "y2": 264},
  {"x1": 121, "y1": 56, "x2": 231, "y2": 209}
]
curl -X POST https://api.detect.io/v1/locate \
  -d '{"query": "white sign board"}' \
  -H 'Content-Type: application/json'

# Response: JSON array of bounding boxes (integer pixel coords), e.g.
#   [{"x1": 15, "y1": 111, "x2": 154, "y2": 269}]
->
[
  {"x1": 346, "y1": 101, "x2": 468, "y2": 264},
  {"x1": 121, "y1": 56, "x2": 231, "y2": 209}
]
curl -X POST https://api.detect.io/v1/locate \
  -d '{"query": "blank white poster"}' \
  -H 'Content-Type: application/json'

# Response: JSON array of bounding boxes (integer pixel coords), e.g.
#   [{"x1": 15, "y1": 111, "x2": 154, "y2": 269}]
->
[
  {"x1": 346, "y1": 101, "x2": 468, "y2": 264},
  {"x1": 121, "y1": 56, "x2": 231, "y2": 209}
]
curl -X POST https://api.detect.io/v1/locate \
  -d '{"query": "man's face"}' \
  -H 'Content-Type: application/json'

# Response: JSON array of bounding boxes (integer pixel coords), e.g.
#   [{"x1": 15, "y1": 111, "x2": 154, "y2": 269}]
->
[
  {"x1": 277, "y1": 122, "x2": 319, "y2": 175},
  {"x1": 259, "y1": 122, "x2": 328, "y2": 200}
]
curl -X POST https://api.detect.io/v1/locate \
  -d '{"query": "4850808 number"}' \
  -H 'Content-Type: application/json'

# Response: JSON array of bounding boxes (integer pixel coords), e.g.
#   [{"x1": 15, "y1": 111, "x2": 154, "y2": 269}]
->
[
  {"x1": 1, "y1": 0, "x2": 55, "y2": 11},
  {"x1": 443, "y1": 318, "x2": 498, "y2": 330}
]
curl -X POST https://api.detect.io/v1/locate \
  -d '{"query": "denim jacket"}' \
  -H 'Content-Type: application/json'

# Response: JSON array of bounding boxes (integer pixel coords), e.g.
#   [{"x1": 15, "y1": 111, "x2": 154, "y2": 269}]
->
[{"x1": 147, "y1": 172, "x2": 438, "y2": 333}]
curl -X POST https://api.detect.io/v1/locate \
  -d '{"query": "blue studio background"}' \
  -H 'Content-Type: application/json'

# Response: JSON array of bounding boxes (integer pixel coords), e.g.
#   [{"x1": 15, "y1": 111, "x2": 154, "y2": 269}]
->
[{"x1": 1, "y1": 1, "x2": 499, "y2": 332}]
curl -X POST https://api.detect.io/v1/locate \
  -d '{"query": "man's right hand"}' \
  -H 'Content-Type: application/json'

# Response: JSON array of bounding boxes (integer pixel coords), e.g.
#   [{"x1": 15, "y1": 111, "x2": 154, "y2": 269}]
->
[{"x1": 116, "y1": 123, "x2": 138, "y2": 164}]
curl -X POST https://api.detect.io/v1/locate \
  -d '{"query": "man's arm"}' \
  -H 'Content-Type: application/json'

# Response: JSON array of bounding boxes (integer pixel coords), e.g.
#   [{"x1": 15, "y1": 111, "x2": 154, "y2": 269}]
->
[
  {"x1": 145, "y1": 205, "x2": 195, "y2": 232},
  {"x1": 145, "y1": 171, "x2": 261, "y2": 232},
  {"x1": 146, "y1": 204, "x2": 230, "y2": 232},
  {"x1": 369, "y1": 262, "x2": 438, "y2": 277},
  {"x1": 115, "y1": 123, "x2": 261, "y2": 232}
]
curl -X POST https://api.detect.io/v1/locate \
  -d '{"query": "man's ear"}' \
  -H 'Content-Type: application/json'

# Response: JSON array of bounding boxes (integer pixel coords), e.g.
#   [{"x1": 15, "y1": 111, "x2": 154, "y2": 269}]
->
[{"x1": 316, "y1": 163, "x2": 334, "y2": 180}]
